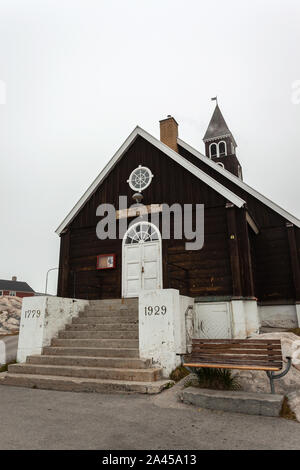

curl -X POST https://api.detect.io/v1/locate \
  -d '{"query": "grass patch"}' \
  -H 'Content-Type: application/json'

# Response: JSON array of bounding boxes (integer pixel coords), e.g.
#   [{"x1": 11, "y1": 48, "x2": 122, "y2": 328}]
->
[
  {"x1": 169, "y1": 365, "x2": 190, "y2": 382},
  {"x1": 164, "y1": 381, "x2": 174, "y2": 390},
  {"x1": 193, "y1": 367, "x2": 241, "y2": 391},
  {"x1": 0, "y1": 361, "x2": 16, "y2": 373},
  {"x1": 280, "y1": 396, "x2": 297, "y2": 421},
  {"x1": 288, "y1": 328, "x2": 300, "y2": 337}
]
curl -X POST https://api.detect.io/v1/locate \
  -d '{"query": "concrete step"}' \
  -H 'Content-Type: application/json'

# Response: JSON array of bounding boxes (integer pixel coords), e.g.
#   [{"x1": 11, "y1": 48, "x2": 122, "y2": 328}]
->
[
  {"x1": 80, "y1": 309, "x2": 138, "y2": 317},
  {"x1": 88, "y1": 299, "x2": 138, "y2": 307},
  {"x1": 72, "y1": 316, "x2": 138, "y2": 324},
  {"x1": 181, "y1": 387, "x2": 284, "y2": 417},
  {"x1": 0, "y1": 373, "x2": 173, "y2": 394},
  {"x1": 66, "y1": 323, "x2": 138, "y2": 331},
  {"x1": 51, "y1": 338, "x2": 139, "y2": 348},
  {"x1": 27, "y1": 355, "x2": 151, "y2": 369},
  {"x1": 84, "y1": 303, "x2": 138, "y2": 310},
  {"x1": 58, "y1": 330, "x2": 139, "y2": 340},
  {"x1": 43, "y1": 346, "x2": 140, "y2": 358},
  {"x1": 8, "y1": 363, "x2": 162, "y2": 382}
]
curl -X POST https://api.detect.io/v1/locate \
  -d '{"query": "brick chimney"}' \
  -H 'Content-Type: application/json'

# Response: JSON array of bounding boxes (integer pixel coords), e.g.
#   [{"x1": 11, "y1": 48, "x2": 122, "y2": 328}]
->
[
  {"x1": 159, "y1": 115, "x2": 178, "y2": 153},
  {"x1": 12, "y1": 276, "x2": 17, "y2": 282}
]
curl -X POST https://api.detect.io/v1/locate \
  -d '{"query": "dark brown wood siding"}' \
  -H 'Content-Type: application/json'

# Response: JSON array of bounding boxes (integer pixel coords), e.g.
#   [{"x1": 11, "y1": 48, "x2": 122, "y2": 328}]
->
[
  {"x1": 178, "y1": 144, "x2": 298, "y2": 303},
  {"x1": 57, "y1": 136, "x2": 236, "y2": 299},
  {"x1": 56, "y1": 135, "x2": 298, "y2": 303}
]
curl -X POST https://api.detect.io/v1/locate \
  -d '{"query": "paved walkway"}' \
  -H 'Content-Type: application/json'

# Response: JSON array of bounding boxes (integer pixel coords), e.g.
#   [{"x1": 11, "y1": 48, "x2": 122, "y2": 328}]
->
[{"x1": 0, "y1": 384, "x2": 299, "y2": 450}]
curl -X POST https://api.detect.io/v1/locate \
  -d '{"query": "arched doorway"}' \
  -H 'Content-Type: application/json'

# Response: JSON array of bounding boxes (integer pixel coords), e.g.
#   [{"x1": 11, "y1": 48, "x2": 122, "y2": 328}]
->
[{"x1": 122, "y1": 222, "x2": 162, "y2": 298}]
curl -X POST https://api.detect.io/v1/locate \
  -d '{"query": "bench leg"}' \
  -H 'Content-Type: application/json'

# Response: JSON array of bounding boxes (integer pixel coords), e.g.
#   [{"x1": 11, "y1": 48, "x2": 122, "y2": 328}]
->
[
  {"x1": 179, "y1": 354, "x2": 194, "y2": 375},
  {"x1": 266, "y1": 371, "x2": 275, "y2": 394}
]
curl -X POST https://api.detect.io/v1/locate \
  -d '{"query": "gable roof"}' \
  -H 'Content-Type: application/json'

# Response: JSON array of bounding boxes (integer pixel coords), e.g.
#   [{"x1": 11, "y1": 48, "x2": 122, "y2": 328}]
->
[
  {"x1": 0, "y1": 279, "x2": 34, "y2": 293},
  {"x1": 178, "y1": 137, "x2": 300, "y2": 228},
  {"x1": 203, "y1": 104, "x2": 236, "y2": 146},
  {"x1": 55, "y1": 126, "x2": 245, "y2": 235}
]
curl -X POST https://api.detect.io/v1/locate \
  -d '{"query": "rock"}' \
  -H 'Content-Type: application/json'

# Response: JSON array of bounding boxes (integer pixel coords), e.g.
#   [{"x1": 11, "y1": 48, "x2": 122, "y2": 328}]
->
[
  {"x1": 287, "y1": 391, "x2": 300, "y2": 422},
  {"x1": 0, "y1": 296, "x2": 22, "y2": 335},
  {"x1": 181, "y1": 372, "x2": 198, "y2": 388}
]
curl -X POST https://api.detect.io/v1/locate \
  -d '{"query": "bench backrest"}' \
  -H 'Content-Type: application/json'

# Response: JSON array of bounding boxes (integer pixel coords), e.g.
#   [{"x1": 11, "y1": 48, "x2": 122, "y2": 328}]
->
[{"x1": 189, "y1": 339, "x2": 282, "y2": 369}]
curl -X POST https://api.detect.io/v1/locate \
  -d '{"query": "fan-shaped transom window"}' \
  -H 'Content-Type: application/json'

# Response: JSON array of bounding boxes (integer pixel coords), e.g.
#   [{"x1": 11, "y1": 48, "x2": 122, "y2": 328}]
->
[{"x1": 124, "y1": 223, "x2": 160, "y2": 245}]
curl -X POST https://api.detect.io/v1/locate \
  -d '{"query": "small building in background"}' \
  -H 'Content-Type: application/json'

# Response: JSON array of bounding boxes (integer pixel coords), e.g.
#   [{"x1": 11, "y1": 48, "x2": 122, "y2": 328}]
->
[{"x1": 0, "y1": 276, "x2": 35, "y2": 298}]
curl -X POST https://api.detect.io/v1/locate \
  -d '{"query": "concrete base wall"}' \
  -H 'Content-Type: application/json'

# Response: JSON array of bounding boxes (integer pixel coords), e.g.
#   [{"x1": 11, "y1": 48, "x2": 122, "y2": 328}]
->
[
  {"x1": 0, "y1": 335, "x2": 18, "y2": 365},
  {"x1": 17, "y1": 296, "x2": 89, "y2": 363},
  {"x1": 194, "y1": 299, "x2": 260, "y2": 339},
  {"x1": 258, "y1": 304, "x2": 299, "y2": 329},
  {"x1": 139, "y1": 289, "x2": 194, "y2": 377},
  {"x1": 231, "y1": 300, "x2": 261, "y2": 338}
]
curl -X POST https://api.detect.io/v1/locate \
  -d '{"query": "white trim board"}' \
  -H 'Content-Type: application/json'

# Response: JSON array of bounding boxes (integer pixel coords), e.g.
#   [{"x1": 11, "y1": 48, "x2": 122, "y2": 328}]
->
[
  {"x1": 178, "y1": 138, "x2": 300, "y2": 228},
  {"x1": 246, "y1": 212, "x2": 259, "y2": 235},
  {"x1": 55, "y1": 127, "x2": 245, "y2": 235}
]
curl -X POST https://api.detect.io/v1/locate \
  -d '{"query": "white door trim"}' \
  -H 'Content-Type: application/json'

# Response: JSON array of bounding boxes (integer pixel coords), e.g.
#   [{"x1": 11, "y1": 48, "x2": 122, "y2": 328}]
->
[{"x1": 122, "y1": 222, "x2": 163, "y2": 298}]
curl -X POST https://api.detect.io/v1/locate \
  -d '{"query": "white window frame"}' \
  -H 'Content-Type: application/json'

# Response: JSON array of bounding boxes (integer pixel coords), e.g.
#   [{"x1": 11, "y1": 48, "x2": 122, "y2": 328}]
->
[
  {"x1": 218, "y1": 141, "x2": 227, "y2": 157},
  {"x1": 209, "y1": 143, "x2": 218, "y2": 159},
  {"x1": 0, "y1": 290, "x2": 3, "y2": 296},
  {"x1": 9, "y1": 291, "x2": 16, "y2": 296},
  {"x1": 209, "y1": 141, "x2": 227, "y2": 158},
  {"x1": 238, "y1": 166, "x2": 242, "y2": 179},
  {"x1": 127, "y1": 165, "x2": 153, "y2": 192},
  {"x1": 122, "y1": 222, "x2": 162, "y2": 298}
]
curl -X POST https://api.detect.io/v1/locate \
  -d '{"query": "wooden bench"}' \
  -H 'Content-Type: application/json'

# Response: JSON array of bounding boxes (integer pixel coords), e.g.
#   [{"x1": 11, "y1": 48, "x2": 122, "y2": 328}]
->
[{"x1": 183, "y1": 339, "x2": 292, "y2": 393}]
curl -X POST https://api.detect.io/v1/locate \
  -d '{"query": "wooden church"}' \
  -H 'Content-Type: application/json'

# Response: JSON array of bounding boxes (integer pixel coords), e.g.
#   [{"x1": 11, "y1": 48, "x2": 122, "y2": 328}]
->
[{"x1": 56, "y1": 104, "x2": 300, "y2": 328}]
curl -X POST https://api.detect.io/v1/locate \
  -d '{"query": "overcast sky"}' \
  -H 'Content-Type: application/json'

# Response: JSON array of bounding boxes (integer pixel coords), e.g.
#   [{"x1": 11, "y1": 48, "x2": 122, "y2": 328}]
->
[{"x1": 0, "y1": 0, "x2": 299, "y2": 295}]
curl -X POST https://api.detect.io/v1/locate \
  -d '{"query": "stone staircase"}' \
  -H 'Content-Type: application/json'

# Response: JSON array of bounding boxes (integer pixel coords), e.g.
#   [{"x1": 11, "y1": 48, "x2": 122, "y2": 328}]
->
[{"x1": 0, "y1": 299, "x2": 173, "y2": 394}]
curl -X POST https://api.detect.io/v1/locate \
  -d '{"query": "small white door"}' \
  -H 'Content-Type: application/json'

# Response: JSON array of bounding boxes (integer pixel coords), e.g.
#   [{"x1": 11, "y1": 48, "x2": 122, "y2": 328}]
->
[
  {"x1": 123, "y1": 244, "x2": 142, "y2": 298},
  {"x1": 142, "y1": 242, "x2": 161, "y2": 291},
  {"x1": 194, "y1": 302, "x2": 232, "y2": 339},
  {"x1": 122, "y1": 222, "x2": 162, "y2": 298}
]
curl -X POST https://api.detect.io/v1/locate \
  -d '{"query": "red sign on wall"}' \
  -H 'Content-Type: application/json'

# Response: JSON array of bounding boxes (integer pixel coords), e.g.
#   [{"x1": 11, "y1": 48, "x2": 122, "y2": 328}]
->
[{"x1": 97, "y1": 254, "x2": 116, "y2": 270}]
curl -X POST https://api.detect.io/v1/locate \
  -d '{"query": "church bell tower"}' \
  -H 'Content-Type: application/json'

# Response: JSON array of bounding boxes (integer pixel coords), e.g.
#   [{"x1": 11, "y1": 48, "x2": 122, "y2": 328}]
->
[{"x1": 203, "y1": 101, "x2": 242, "y2": 179}]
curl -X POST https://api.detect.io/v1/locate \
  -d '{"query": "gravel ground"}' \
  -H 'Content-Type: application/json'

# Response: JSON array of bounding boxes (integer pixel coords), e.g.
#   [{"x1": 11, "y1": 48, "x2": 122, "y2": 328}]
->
[{"x1": 0, "y1": 383, "x2": 299, "y2": 450}]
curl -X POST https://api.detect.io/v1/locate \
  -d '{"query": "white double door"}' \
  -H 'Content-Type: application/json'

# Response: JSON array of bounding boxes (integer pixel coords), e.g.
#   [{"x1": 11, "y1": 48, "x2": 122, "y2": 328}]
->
[{"x1": 122, "y1": 240, "x2": 162, "y2": 298}]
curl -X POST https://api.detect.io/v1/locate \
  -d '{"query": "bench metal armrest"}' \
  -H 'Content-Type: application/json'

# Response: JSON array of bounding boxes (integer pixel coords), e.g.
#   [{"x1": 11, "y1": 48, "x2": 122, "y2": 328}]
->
[{"x1": 266, "y1": 356, "x2": 292, "y2": 394}]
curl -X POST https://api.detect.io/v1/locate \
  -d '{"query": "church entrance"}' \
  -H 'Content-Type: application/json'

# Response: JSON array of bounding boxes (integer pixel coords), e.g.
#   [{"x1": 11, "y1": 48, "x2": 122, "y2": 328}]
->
[{"x1": 122, "y1": 222, "x2": 162, "y2": 298}]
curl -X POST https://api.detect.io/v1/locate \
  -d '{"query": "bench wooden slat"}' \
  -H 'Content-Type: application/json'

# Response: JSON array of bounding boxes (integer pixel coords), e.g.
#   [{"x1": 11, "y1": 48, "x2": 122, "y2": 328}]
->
[
  {"x1": 184, "y1": 338, "x2": 284, "y2": 373},
  {"x1": 183, "y1": 363, "x2": 281, "y2": 371},
  {"x1": 191, "y1": 348, "x2": 282, "y2": 355},
  {"x1": 186, "y1": 354, "x2": 282, "y2": 363},
  {"x1": 192, "y1": 339, "x2": 281, "y2": 344},
  {"x1": 185, "y1": 359, "x2": 282, "y2": 367},
  {"x1": 189, "y1": 354, "x2": 283, "y2": 362},
  {"x1": 192, "y1": 343, "x2": 281, "y2": 350}
]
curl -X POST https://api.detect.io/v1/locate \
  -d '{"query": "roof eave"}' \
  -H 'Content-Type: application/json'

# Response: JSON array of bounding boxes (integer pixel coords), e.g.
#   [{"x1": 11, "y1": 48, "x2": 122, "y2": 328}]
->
[
  {"x1": 178, "y1": 137, "x2": 300, "y2": 228},
  {"x1": 56, "y1": 127, "x2": 245, "y2": 235}
]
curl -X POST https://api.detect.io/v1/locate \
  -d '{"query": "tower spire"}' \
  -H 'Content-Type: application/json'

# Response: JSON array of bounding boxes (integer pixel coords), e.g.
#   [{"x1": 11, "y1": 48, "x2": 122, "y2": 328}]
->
[{"x1": 203, "y1": 101, "x2": 242, "y2": 179}]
